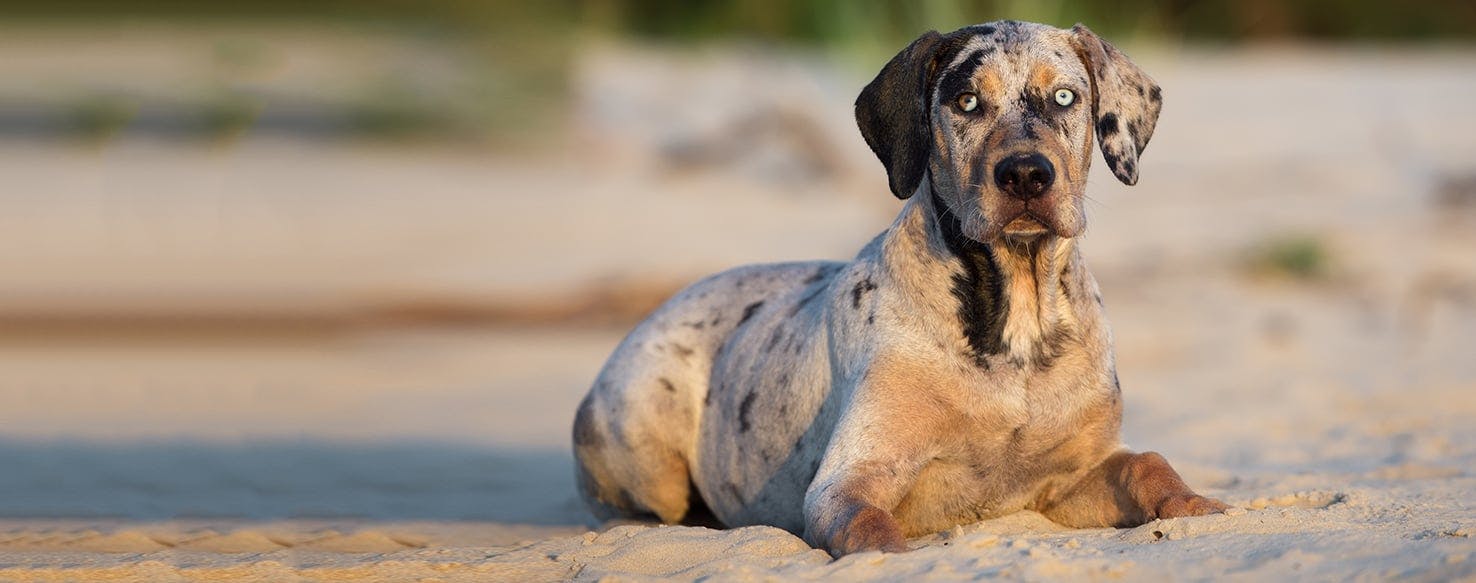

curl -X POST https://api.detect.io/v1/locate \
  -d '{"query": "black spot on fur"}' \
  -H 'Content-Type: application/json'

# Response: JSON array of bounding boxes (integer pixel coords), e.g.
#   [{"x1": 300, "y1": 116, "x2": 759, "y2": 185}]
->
[
  {"x1": 738, "y1": 301, "x2": 764, "y2": 325},
  {"x1": 777, "y1": 372, "x2": 790, "y2": 387},
  {"x1": 1149, "y1": 85, "x2": 1162, "y2": 103},
  {"x1": 1031, "y1": 326, "x2": 1075, "y2": 370},
  {"x1": 739, "y1": 391, "x2": 758, "y2": 433},
  {"x1": 803, "y1": 264, "x2": 840, "y2": 284},
  {"x1": 658, "y1": 378, "x2": 676, "y2": 393},
  {"x1": 867, "y1": 312, "x2": 875, "y2": 325},
  {"x1": 932, "y1": 189, "x2": 1008, "y2": 367},
  {"x1": 685, "y1": 320, "x2": 706, "y2": 329},
  {"x1": 1097, "y1": 112, "x2": 1119, "y2": 137},
  {"x1": 672, "y1": 344, "x2": 695, "y2": 360},
  {"x1": 851, "y1": 279, "x2": 877, "y2": 309},
  {"x1": 970, "y1": 24, "x2": 996, "y2": 36},
  {"x1": 791, "y1": 286, "x2": 825, "y2": 316},
  {"x1": 572, "y1": 395, "x2": 602, "y2": 448},
  {"x1": 765, "y1": 327, "x2": 785, "y2": 352}
]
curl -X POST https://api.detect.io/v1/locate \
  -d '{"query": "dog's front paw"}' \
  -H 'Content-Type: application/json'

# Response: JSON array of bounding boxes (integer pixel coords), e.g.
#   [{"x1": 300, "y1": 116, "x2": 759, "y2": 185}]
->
[
  {"x1": 1155, "y1": 493, "x2": 1230, "y2": 519},
  {"x1": 829, "y1": 506, "x2": 908, "y2": 556}
]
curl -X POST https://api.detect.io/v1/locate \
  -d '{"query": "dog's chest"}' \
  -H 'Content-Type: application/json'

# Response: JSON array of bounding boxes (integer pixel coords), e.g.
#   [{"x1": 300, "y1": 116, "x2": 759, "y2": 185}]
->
[{"x1": 898, "y1": 350, "x2": 1119, "y2": 525}]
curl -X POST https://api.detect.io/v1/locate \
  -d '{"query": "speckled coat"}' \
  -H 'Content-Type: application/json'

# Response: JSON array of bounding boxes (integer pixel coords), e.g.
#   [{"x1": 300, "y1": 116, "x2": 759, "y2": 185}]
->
[{"x1": 573, "y1": 20, "x2": 1226, "y2": 558}]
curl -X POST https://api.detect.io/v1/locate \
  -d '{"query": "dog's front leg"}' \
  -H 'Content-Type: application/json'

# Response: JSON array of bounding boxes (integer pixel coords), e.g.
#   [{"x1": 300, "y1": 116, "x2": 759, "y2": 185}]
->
[
  {"x1": 801, "y1": 384, "x2": 939, "y2": 557},
  {"x1": 1036, "y1": 450, "x2": 1229, "y2": 528},
  {"x1": 803, "y1": 462, "x2": 915, "y2": 556}
]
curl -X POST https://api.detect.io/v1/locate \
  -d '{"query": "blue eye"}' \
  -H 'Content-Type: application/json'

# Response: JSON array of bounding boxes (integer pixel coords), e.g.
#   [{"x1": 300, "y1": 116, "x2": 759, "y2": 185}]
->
[{"x1": 1054, "y1": 88, "x2": 1075, "y2": 107}]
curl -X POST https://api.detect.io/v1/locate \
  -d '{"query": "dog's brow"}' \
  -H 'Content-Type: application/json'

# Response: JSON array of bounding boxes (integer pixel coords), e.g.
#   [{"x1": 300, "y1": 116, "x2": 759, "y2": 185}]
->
[{"x1": 937, "y1": 49, "x2": 985, "y2": 102}]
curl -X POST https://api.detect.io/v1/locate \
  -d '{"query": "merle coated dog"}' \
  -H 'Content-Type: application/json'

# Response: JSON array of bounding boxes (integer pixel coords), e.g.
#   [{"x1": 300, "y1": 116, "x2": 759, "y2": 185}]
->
[{"x1": 573, "y1": 20, "x2": 1228, "y2": 557}]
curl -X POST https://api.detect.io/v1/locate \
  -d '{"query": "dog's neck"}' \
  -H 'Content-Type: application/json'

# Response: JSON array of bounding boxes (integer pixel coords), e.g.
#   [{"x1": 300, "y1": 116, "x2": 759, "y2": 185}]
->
[{"x1": 881, "y1": 181, "x2": 1087, "y2": 369}]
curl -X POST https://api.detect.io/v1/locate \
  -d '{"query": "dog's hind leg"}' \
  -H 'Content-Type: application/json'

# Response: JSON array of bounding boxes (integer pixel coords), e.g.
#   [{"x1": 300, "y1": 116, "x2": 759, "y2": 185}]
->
[{"x1": 573, "y1": 379, "x2": 698, "y2": 525}]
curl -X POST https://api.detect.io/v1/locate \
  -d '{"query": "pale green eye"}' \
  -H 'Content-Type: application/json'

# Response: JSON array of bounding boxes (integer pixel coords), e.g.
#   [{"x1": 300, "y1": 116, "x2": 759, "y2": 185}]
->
[
  {"x1": 957, "y1": 93, "x2": 979, "y2": 112},
  {"x1": 1054, "y1": 88, "x2": 1075, "y2": 107}
]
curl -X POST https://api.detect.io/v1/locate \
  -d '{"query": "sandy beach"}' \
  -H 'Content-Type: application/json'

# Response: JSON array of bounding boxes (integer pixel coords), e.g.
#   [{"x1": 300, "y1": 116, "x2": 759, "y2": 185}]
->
[{"x1": 1, "y1": 40, "x2": 1474, "y2": 581}]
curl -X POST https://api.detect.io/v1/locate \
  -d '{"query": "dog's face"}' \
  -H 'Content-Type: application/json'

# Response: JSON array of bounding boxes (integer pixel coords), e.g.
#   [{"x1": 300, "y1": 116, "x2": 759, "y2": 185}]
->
[{"x1": 855, "y1": 21, "x2": 1162, "y2": 243}]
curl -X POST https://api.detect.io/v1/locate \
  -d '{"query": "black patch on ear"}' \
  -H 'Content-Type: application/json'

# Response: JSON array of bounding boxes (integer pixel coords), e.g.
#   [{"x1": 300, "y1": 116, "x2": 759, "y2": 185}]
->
[
  {"x1": 1096, "y1": 112, "x2": 1119, "y2": 137},
  {"x1": 855, "y1": 31, "x2": 946, "y2": 199}
]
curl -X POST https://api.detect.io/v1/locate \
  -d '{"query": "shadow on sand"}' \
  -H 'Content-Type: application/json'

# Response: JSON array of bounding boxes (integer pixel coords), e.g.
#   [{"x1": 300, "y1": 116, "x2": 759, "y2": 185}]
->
[{"x1": 0, "y1": 440, "x2": 587, "y2": 525}]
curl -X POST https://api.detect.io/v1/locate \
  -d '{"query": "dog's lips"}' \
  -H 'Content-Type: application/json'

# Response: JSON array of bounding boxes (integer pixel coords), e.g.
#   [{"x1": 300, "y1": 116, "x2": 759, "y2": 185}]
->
[{"x1": 1001, "y1": 215, "x2": 1052, "y2": 239}]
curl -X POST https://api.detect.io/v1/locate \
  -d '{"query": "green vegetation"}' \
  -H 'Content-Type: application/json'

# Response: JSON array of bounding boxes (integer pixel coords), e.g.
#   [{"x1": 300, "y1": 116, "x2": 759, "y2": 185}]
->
[
  {"x1": 13, "y1": 1, "x2": 1471, "y2": 145},
  {"x1": 64, "y1": 94, "x2": 135, "y2": 142},
  {"x1": 5, "y1": 0, "x2": 1472, "y2": 44},
  {"x1": 1245, "y1": 234, "x2": 1333, "y2": 281}
]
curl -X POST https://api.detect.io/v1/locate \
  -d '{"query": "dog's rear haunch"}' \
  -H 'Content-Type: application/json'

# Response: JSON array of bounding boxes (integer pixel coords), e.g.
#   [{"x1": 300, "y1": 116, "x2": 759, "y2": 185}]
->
[{"x1": 573, "y1": 20, "x2": 1227, "y2": 558}]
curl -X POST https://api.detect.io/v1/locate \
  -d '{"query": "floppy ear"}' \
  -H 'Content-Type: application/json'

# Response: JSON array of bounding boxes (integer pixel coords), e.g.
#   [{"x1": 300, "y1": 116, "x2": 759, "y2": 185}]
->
[
  {"x1": 855, "y1": 31, "x2": 945, "y2": 199},
  {"x1": 1071, "y1": 24, "x2": 1162, "y2": 186}
]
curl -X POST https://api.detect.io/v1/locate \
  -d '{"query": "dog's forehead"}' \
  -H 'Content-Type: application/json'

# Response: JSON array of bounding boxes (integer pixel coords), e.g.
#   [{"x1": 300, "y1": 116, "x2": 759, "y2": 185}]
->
[{"x1": 936, "y1": 22, "x2": 1084, "y2": 94}]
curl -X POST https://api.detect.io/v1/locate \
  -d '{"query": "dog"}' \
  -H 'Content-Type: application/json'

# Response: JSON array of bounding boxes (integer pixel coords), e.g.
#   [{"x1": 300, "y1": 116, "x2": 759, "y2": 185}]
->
[{"x1": 572, "y1": 20, "x2": 1228, "y2": 557}]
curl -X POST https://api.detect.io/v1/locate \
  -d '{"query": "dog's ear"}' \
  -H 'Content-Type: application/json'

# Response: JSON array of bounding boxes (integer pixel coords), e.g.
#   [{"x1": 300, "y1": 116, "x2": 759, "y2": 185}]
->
[
  {"x1": 1071, "y1": 24, "x2": 1161, "y2": 186},
  {"x1": 855, "y1": 30, "x2": 945, "y2": 199}
]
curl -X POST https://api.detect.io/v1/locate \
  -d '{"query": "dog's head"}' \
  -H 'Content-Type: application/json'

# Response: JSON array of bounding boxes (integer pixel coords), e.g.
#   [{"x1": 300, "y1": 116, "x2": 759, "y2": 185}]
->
[{"x1": 856, "y1": 21, "x2": 1161, "y2": 242}]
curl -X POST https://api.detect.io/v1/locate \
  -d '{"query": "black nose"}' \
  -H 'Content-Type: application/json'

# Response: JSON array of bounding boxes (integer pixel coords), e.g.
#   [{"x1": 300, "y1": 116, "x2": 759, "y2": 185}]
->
[{"x1": 993, "y1": 153, "x2": 1055, "y2": 200}]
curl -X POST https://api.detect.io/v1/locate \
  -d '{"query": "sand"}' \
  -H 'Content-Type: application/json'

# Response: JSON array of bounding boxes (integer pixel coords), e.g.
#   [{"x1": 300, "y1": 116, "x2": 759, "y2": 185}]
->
[{"x1": 1, "y1": 41, "x2": 1475, "y2": 581}]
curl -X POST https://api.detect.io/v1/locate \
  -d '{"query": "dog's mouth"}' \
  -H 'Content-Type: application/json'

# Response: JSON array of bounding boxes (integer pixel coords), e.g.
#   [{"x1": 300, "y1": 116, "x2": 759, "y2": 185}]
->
[{"x1": 1001, "y1": 214, "x2": 1052, "y2": 240}]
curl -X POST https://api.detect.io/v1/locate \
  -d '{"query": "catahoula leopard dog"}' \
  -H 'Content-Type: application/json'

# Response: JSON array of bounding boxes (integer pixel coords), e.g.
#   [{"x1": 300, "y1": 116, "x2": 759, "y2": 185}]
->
[{"x1": 573, "y1": 20, "x2": 1229, "y2": 557}]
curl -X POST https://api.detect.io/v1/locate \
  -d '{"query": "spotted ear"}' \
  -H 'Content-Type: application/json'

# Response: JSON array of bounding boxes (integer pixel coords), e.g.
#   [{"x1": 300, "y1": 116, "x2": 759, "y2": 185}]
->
[
  {"x1": 1071, "y1": 24, "x2": 1161, "y2": 186},
  {"x1": 855, "y1": 31, "x2": 945, "y2": 199}
]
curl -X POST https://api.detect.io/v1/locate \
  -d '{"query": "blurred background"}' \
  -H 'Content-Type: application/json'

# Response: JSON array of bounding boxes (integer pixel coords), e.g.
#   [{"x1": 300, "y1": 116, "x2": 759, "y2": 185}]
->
[{"x1": 0, "y1": 1, "x2": 1473, "y2": 530}]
